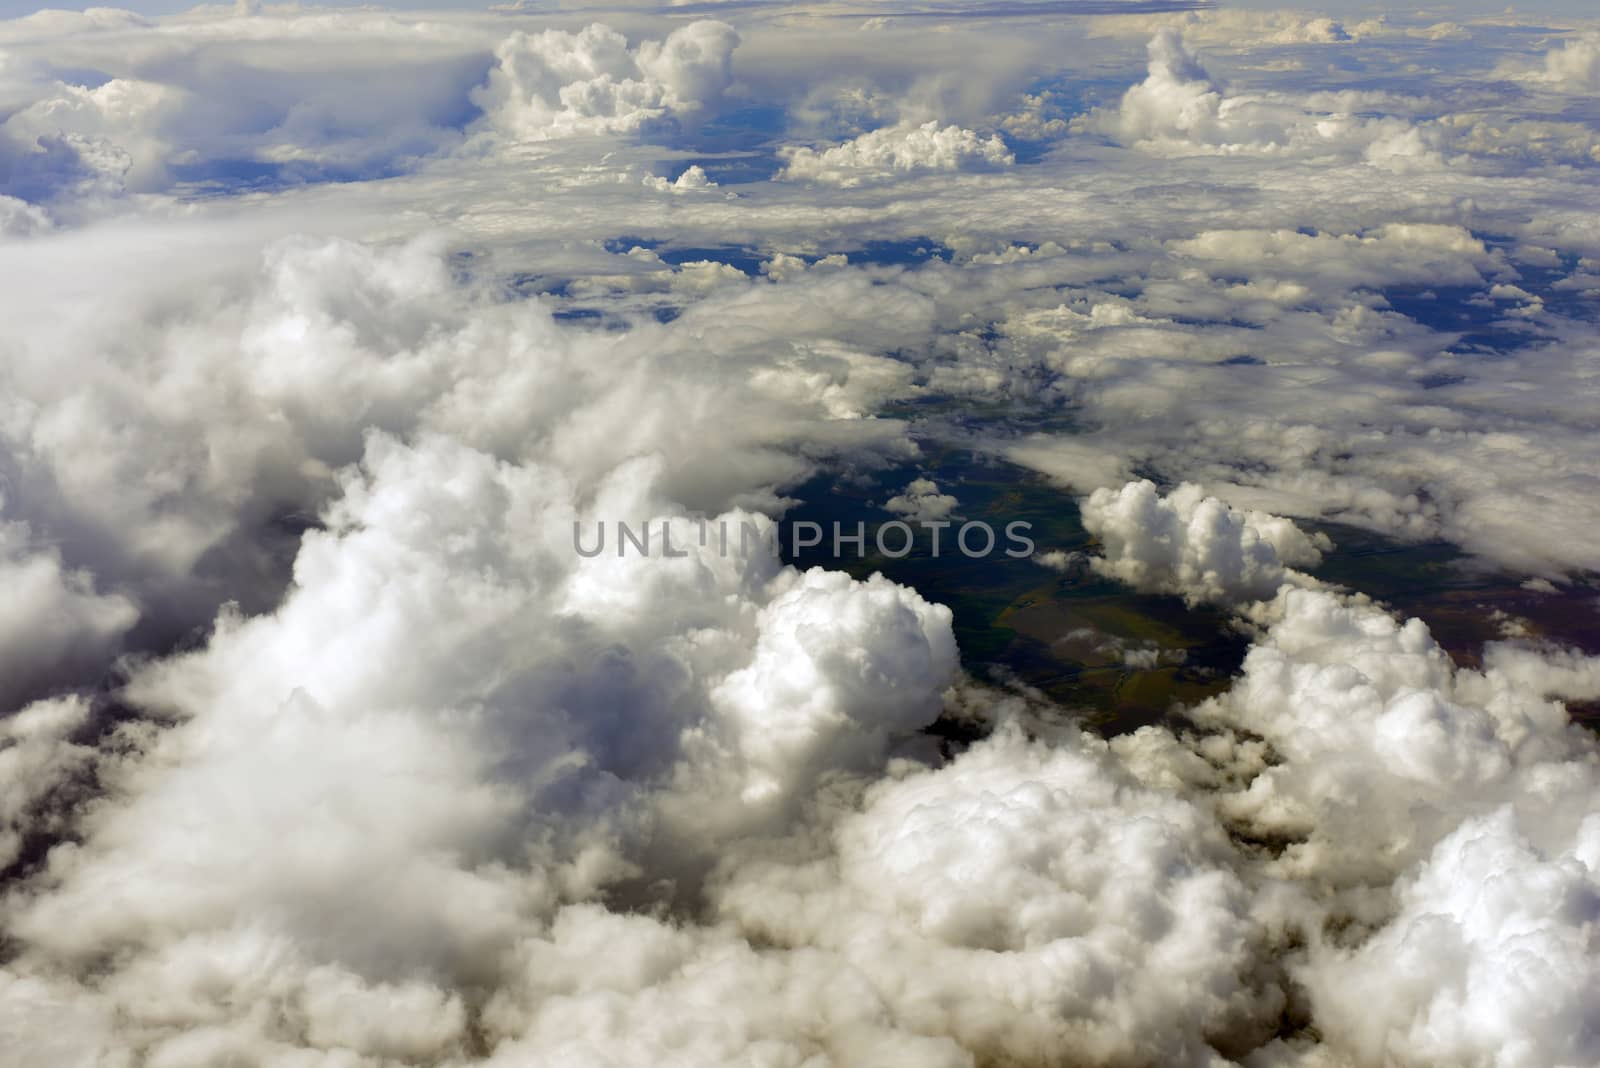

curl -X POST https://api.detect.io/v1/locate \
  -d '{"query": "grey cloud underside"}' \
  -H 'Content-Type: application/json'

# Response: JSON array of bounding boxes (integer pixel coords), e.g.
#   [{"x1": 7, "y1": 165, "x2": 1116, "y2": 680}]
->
[{"x1": 0, "y1": 5, "x2": 1597, "y2": 1068}]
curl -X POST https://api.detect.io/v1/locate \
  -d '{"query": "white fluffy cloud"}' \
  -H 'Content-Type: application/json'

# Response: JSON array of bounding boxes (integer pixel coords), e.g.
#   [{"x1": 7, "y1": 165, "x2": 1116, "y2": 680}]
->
[
  {"x1": 0, "y1": 193, "x2": 50, "y2": 237},
  {"x1": 1079, "y1": 474, "x2": 1600, "y2": 1067},
  {"x1": 1091, "y1": 488, "x2": 1600, "y2": 1068},
  {"x1": 0, "y1": 10, "x2": 492, "y2": 223},
  {"x1": 1172, "y1": 582, "x2": 1600, "y2": 1068},
  {"x1": 1088, "y1": 10, "x2": 1369, "y2": 49},
  {"x1": 472, "y1": 21, "x2": 738, "y2": 141},
  {"x1": 1305, "y1": 806, "x2": 1600, "y2": 1068},
  {"x1": 1081, "y1": 480, "x2": 1329, "y2": 606},
  {"x1": 0, "y1": 426, "x2": 959, "y2": 1064},
  {"x1": 1077, "y1": 29, "x2": 1436, "y2": 168},
  {"x1": 643, "y1": 163, "x2": 717, "y2": 192},
  {"x1": 884, "y1": 476, "x2": 958, "y2": 522},
  {"x1": 1178, "y1": 584, "x2": 1600, "y2": 887},
  {"x1": 710, "y1": 715, "x2": 1280, "y2": 1067},
  {"x1": 0, "y1": 200, "x2": 968, "y2": 1063},
  {"x1": 474, "y1": 701, "x2": 1280, "y2": 1067},
  {"x1": 778, "y1": 120, "x2": 1013, "y2": 186},
  {"x1": 0, "y1": 227, "x2": 937, "y2": 652}
]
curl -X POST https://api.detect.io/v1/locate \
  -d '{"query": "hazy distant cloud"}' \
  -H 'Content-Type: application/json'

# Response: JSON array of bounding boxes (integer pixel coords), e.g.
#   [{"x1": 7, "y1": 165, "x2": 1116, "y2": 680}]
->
[
  {"x1": 0, "y1": 8, "x2": 491, "y2": 213},
  {"x1": 0, "y1": 192, "x2": 50, "y2": 236},
  {"x1": 1074, "y1": 28, "x2": 1437, "y2": 166},
  {"x1": 1500, "y1": 31, "x2": 1600, "y2": 93}
]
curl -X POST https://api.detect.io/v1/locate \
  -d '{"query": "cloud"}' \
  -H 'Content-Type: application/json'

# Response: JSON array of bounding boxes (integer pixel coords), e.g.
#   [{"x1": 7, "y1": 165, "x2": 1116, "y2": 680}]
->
[
  {"x1": 0, "y1": 194, "x2": 51, "y2": 237},
  {"x1": 477, "y1": 697, "x2": 1283, "y2": 1067},
  {"x1": 1081, "y1": 480, "x2": 1329, "y2": 607},
  {"x1": 707, "y1": 713, "x2": 1282, "y2": 1067},
  {"x1": 0, "y1": 219, "x2": 965, "y2": 1062},
  {"x1": 1167, "y1": 224, "x2": 1496, "y2": 291},
  {"x1": 1076, "y1": 29, "x2": 1437, "y2": 168},
  {"x1": 0, "y1": 128, "x2": 130, "y2": 208},
  {"x1": 1059, "y1": 626, "x2": 1186, "y2": 670},
  {"x1": 1302, "y1": 805, "x2": 1600, "y2": 1068},
  {"x1": 979, "y1": 224, "x2": 1599, "y2": 578},
  {"x1": 0, "y1": 697, "x2": 98, "y2": 872},
  {"x1": 472, "y1": 21, "x2": 738, "y2": 141},
  {"x1": 777, "y1": 120, "x2": 1013, "y2": 187},
  {"x1": 672, "y1": 565, "x2": 958, "y2": 832},
  {"x1": 0, "y1": 228, "x2": 934, "y2": 655},
  {"x1": 0, "y1": 503, "x2": 138, "y2": 712},
  {"x1": 0, "y1": 9, "x2": 1598, "y2": 1067},
  {"x1": 0, "y1": 7, "x2": 494, "y2": 214},
  {"x1": 1084, "y1": 478, "x2": 1600, "y2": 1057},
  {"x1": 1502, "y1": 32, "x2": 1600, "y2": 93},
  {"x1": 643, "y1": 163, "x2": 717, "y2": 192},
  {"x1": 884, "y1": 476, "x2": 959, "y2": 522},
  {"x1": 1177, "y1": 583, "x2": 1597, "y2": 877},
  {"x1": 1088, "y1": 10, "x2": 1369, "y2": 48},
  {"x1": 1, "y1": 426, "x2": 959, "y2": 1062},
  {"x1": 1102, "y1": 497, "x2": 1600, "y2": 1068},
  {"x1": 0, "y1": 78, "x2": 179, "y2": 201}
]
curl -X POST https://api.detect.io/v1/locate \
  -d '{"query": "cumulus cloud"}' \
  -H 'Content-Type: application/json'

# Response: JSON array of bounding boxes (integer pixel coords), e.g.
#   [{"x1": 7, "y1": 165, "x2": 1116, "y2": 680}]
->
[
  {"x1": 0, "y1": 215, "x2": 972, "y2": 1062},
  {"x1": 983, "y1": 222, "x2": 1598, "y2": 577},
  {"x1": 0, "y1": 227, "x2": 937, "y2": 651},
  {"x1": 1097, "y1": 27, "x2": 1222, "y2": 146},
  {"x1": 674, "y1": 565, "x2": 957, "y2": 829},
  {"x1": 1155, "y1": 580, "x2": 1600, "y2": 1068},
  {"x1": 0, "y1": 7, "x2": 498, "y2": 217},
  {"x1": 1077, "y1": 29, "x2": 1437, "y2": 168},
  {"x1": 5, "y1": 236, "x2": 1598, "y2": 1064},
  {"x1": 1178, "y1": 584, "x2": 1599, "y2": 884},
  {"x1": 1503, "y1": 32, "x2": 1600, "y2": 94},
  {"x1": 472, "y1": 21, "x2": 739, "y2": 141},
  {"x1": 708, "y1": 714, "x2": 1281, "y2": 1067},
  {"x1": 884, "y1": 476, "x2": 958, "y2": 522},
  {"x1": 778, "y1": 120, "x2": 1013, "y2": 186},
  {"x1": 1081, "y1": 480, "x2": 1329, "y2": 606},
  {"x1": 0, "y1": 427, "x2": 959, "y2": 1063},
  {"x1": 1087, "y1": 483, "x2": 1600, "y2": 1068},
  {"x1": 643, "y1": 163, "x2": 717, "y2": 192},
  {"x1": 1304, "y1": 805, "x2": 1600, "y2": 1068},
  {"x1": 0, "y1": 78, "x2": 178, "y2": 201}
]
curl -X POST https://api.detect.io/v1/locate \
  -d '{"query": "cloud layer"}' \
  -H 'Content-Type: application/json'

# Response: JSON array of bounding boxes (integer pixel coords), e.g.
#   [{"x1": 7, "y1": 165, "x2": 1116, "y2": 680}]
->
[{"x1": 0, "y1": 5, "x2": 1597, "y2": 1067}]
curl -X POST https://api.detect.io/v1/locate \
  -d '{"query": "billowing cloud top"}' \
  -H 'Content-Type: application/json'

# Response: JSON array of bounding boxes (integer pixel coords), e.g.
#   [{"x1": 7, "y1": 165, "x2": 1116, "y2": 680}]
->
[
  {"x1": 473, "y1": 21, "x2": 739, "y2": 140},
  {"x1": 778, "y1": 120, "x2": 1014, "y2": 186}
]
